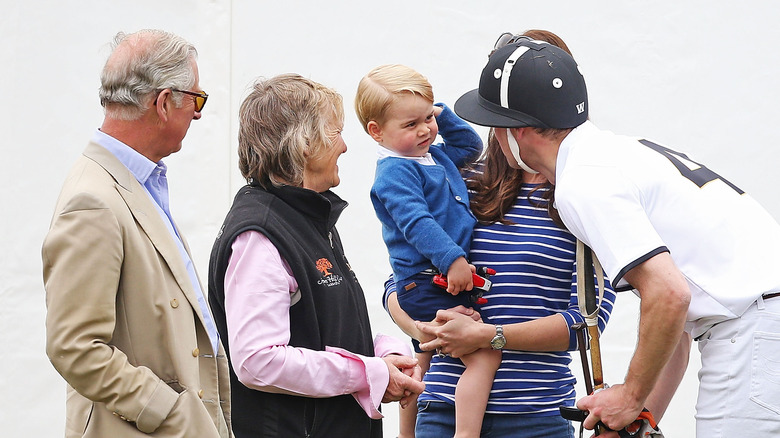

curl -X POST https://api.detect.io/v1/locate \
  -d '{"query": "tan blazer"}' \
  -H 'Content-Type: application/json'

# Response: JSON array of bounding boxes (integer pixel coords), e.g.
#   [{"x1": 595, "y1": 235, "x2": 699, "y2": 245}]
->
[{"x1": 43, "y1": 142, "x2": 232, "y2": 437}]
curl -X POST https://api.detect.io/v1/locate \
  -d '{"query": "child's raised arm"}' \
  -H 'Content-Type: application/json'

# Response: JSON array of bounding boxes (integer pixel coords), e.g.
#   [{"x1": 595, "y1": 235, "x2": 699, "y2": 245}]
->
[{"x1": 433, "y1": 103, "x2": 483, "y2": 168}]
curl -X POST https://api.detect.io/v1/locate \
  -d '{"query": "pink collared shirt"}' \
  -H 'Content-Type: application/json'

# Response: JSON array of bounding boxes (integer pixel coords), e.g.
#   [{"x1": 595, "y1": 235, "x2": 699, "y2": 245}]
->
[{"x1": 224, "y1": 230, "x2": 411, "y2": 419}]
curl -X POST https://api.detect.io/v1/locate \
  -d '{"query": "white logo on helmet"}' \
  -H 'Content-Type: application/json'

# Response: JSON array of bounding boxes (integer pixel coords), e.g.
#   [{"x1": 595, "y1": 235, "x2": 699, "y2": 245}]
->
[
  {"x1": 494, "y1": 68, "x2": 502, "y2": 79},
  {"x1": 552, "y1": 78, "x2": 563, "y2": 88}
]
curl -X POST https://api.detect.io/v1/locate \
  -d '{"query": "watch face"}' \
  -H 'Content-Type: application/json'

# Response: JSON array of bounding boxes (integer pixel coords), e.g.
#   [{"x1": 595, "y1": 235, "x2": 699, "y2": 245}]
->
[{"x1": 491, "y1": 325, "x2": 505, "y2": 349}]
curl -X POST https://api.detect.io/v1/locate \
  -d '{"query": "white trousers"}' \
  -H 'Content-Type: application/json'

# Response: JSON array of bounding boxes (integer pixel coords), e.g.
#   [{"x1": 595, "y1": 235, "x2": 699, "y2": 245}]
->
[{"x1": 696, "y1": 295, "x2": 780, "y2": 437}]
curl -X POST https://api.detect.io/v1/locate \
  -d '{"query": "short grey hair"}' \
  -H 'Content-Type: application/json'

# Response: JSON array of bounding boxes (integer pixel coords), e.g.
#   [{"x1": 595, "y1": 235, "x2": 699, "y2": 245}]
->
[
  {"x1": 99, "y1": 29, "x2": 198, "y2": 120},
  {"x1": 238, "y1": 74, "x2": 344, "y2": 188}
]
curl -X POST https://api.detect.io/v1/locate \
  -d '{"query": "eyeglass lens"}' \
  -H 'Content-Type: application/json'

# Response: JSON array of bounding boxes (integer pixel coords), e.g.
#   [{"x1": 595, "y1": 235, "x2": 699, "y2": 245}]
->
[
  {"x1": 493, "y1": 32, "x2": 515, "y2": 50},
  {"x1": 175, "y1": 89, "x2": 207, "y2": 112},
  {"x1": 193, "y1": 95, "x2": 205, "y2": 112}
]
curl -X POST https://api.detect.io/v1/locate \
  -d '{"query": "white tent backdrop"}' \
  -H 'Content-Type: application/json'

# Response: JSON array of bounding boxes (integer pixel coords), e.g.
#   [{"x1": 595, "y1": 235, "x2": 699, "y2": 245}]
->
[{"x1": 3, "y1": 1, "x2": 778, "y2": 436}]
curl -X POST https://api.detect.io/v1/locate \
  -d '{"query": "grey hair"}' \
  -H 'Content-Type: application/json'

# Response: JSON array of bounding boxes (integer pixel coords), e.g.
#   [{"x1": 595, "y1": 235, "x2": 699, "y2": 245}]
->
[
  {"x1": 238, "y1": 74, "x2": 344, "y2": 188},
  {"x1": 99, "y1": 29, "x2": 198, "y2": 120}
]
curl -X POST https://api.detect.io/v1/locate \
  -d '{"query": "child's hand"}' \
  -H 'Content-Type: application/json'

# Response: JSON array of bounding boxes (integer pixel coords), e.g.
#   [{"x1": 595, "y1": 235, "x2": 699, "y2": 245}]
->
[
  {"x1": 445, "y1": 257, "x2": 475, "y2": 295},
  {"x1": 433, "y1": 105, "x2": 443, "y2": 118}
]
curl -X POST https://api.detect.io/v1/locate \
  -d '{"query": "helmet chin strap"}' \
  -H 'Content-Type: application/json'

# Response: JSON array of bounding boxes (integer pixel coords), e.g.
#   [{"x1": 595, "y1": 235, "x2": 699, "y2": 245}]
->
[{"x1": 505, "y1": 129, "x2": 539, "y2": 174}]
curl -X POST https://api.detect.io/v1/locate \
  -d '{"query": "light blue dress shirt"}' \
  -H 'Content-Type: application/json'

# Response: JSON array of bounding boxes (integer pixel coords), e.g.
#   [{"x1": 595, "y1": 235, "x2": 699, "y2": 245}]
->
[{"x1": 92, "y1": 130, "x2": 220, "y2": 353}]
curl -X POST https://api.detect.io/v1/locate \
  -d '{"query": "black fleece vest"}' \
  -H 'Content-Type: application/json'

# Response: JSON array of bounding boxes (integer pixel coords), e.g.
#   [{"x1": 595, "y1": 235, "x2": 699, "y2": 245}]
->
[{"x1": 208, "y1": 184, "x2": 381, "y2": 438}]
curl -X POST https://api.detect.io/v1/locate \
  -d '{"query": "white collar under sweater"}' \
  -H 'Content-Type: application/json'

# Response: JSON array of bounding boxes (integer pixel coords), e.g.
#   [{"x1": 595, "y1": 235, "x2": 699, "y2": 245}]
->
[{"x1": 376, "y1": 144, "x2": 436, "y2": 166}]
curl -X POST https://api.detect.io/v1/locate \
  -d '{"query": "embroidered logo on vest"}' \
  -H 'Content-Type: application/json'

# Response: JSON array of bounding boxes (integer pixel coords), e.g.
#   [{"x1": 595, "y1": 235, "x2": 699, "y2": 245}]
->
[
  {"x1": 316, "y1": 258, "x2": 333, "y2": 276},
  {"x1": 315, "y1": 258, "x2": 343, "y2": 287}
]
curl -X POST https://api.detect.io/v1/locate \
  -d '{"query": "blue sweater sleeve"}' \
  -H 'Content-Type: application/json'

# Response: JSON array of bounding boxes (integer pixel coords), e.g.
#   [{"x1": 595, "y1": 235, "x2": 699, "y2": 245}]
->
[{"x1": 433, "y1": 103, "x2": 483, "y2": 168}]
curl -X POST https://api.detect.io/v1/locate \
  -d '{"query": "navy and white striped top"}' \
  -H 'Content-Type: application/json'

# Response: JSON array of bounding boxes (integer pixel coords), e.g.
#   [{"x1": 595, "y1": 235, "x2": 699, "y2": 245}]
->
[{"x1": 417, "y1": 184, "x2": 616, "y2": 416}]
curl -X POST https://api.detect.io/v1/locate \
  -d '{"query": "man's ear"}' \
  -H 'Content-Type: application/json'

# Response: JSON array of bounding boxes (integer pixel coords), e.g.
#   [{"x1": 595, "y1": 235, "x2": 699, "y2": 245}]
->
[
  {"x1": 509, "y1": 127, "x2": 526, "y2": 142},
  {"x1": 155, "y1": 89, "x2": 172, "y2": 122},
  {"x1": 367, "y1": 121, "x2": 383, "y2": 143}
]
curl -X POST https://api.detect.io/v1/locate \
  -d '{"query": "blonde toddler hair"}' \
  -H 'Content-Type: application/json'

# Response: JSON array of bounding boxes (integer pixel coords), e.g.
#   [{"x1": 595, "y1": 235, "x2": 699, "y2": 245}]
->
[{"x1": 354, "y1": 64, "x2": 434, "y2": 134}]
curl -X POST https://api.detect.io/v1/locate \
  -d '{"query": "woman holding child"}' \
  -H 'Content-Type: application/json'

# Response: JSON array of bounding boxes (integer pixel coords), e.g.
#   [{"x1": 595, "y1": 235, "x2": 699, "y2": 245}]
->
[{"x1": 383, "y1": 30, "x2": 617, "y2": 438}]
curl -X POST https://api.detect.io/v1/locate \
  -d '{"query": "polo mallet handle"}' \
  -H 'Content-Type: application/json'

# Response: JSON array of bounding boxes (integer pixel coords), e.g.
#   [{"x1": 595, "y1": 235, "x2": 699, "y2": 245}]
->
[
  {"x1": 571, "y1": 322, "x2": 593, "y2": 395},
  {"x1": 576, "y1": 241, "x2": 607, "y2": 435},
  {"x1": 588, "y1": 324, "x2": 605, "y2": 391},
  {"x1": 561, "y1": 407, "x2": 662, "y2": 438}
]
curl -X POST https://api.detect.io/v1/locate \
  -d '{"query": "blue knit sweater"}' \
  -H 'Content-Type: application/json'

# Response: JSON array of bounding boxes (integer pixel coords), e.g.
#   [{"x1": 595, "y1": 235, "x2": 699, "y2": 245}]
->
[{"x1": 371, "y1": 104, "x2": 482, "y2": 280}]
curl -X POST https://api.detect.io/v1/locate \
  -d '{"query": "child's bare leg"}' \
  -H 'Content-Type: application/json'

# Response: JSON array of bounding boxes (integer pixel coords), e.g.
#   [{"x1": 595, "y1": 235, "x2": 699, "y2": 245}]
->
[
  {"x1": 453, "y1": 348, "x2": 501, "y2": 438},
  {"x1": 398, "y1": 351, "x2": 431, "y2": 438}
]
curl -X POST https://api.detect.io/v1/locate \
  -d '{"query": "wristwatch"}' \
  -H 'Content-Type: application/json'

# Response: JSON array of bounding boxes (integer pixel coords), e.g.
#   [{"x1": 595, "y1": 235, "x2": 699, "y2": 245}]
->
[{"x1": 490, "y1": 324, "x2": 506, "y2": 350}]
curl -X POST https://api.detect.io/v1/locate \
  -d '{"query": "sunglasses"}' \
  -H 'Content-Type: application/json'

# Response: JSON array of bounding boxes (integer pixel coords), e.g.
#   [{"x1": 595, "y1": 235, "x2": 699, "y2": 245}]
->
[
  {"x1": 155, "y1": 88, "x2": 209, "y2": 112},
  {"x1": 170, "y1": 88, "x2": 208, "y2": 112},
  {"x1": 490, "y1": 33, "x2": 532, "y2": 57}
]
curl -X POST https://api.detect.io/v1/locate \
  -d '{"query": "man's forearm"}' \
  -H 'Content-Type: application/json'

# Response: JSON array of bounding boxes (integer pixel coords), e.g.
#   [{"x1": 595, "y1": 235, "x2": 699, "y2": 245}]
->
[
  {"x1": 623, "y1": 286, "x2": 690, "y2": 408},
  {"x1": 643, "y1": 331, "x2": 692, "y2": 420},
  {"x1": 621, "y1": 252, "x2": 691, "y2": 410}
]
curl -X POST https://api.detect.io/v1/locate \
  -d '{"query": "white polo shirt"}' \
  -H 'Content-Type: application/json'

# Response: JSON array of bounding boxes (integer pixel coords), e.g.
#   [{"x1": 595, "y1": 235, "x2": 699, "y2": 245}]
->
[{"x1": 555, "y1": 121, "x2": 780, "y2": 337}]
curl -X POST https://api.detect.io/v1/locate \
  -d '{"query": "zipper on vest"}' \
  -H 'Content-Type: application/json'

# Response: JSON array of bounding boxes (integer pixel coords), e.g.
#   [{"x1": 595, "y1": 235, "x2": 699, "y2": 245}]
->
[{"x1": 329, "y1": 231, "x2": 357, "y2": 284}]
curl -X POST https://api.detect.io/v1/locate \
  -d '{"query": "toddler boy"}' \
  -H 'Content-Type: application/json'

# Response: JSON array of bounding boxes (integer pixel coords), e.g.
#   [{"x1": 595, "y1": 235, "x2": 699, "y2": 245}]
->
[{"x1": 356, "y1": 64, "x2": 501, "y2": 438}]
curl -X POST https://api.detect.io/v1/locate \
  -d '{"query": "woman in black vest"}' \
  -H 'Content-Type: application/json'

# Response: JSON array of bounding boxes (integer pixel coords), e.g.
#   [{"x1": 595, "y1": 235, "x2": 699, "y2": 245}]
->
[{"x1": 208, "y1": 74, "x2": 424, "y2": 438}]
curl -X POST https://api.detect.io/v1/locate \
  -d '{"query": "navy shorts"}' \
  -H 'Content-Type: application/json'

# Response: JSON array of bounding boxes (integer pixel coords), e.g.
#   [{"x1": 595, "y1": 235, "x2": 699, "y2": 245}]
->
[{"x1": 396, "y1": 272, "x2": 483, "y2": 353}]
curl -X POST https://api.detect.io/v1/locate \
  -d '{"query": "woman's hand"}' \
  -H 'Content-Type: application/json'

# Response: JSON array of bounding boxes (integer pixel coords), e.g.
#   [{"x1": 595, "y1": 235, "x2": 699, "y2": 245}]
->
[
  {"x1": 381, "y1": 355, "x2": 425, "y2": 408},
  {"x1": 415, "y1": 307, "x2": 491, "y2": 358}
]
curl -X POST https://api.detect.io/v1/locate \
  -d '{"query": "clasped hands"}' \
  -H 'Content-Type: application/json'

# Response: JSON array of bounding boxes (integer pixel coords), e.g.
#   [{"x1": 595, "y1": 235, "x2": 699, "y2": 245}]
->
[
  {"x1": 381, "y1": 305, "x2": 485, "y2": 408},
  {"x1": 381, "y1": 355, "x2": 424, "y2": 408},
  {"x1": 414, "y1": 305, "x2": 485, "y2": 358}
]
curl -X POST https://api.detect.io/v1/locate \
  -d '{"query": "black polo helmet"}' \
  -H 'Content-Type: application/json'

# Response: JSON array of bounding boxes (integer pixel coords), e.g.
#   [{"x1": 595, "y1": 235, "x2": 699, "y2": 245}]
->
[{"x1": 455, "y1": 38, "x2": 588, "y2": 129}]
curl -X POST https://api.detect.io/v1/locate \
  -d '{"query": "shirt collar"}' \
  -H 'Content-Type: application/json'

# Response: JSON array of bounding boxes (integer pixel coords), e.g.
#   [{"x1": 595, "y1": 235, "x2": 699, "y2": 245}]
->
[
  {"x1": 376, "y1": 144, "x2": 436, "y2": 166},
  {"x1": 556, "y1": 120, "x2": 597, "y2": 186},
  {"x1": 92, "y1": 129, "x2": 162, "y2": 185}
]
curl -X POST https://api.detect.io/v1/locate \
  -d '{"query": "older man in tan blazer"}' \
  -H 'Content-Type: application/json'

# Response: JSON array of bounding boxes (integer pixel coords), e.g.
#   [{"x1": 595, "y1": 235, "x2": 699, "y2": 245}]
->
[{"x1": 43, "y1": 30, "x2": 231, "y2": 437}]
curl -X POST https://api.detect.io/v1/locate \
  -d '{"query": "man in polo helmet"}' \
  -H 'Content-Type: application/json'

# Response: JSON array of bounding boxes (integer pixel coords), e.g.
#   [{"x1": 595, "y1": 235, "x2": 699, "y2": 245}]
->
[{"x1": 454, "y1": 37, "x2": 780, "y2": 437}]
